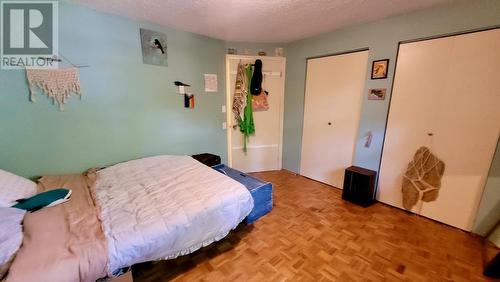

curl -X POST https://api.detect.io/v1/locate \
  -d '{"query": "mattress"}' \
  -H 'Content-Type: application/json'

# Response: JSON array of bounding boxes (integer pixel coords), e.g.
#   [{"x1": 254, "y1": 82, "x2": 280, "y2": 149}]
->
[{"x1": 93, "y1": 155, "x2": 254, "y2": 273}]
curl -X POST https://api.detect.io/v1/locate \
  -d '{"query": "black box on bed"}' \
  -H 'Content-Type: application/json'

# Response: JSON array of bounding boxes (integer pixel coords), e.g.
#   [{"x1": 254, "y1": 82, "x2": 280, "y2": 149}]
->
[{"x1": 192, "y1": 153, "x2": 221, "y2": 167}]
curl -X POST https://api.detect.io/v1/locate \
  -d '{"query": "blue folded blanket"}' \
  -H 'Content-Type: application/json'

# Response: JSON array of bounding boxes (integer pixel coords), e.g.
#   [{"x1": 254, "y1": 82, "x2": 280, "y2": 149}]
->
[{"x1": 13, "y1": 189, "x2": 72, "y2": 212}]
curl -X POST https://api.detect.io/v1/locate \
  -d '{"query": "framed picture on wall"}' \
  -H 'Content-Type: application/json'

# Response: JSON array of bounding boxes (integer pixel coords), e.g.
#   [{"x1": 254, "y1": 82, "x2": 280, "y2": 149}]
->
[
  {"x1": 140, "y1": 28, "x2": 168, "y2": 67},
  {"x1": 371, "y1": 59, "x2": 389, "y2": 79},
  {"x1": 368, "y1": 88, "x2": 386, "y2": 100}
]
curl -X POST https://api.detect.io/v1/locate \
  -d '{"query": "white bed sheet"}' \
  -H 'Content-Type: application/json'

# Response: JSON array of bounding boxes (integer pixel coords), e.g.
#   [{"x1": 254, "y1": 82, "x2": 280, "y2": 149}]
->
[{"x1": 93, "y1": 155, "x2": 253, "y2": 273}]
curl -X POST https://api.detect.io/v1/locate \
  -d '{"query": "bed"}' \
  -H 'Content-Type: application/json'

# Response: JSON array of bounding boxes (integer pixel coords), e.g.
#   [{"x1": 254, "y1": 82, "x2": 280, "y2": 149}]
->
[{"x1": 3, "y1": 155, "x2": 254, "y2": 282}]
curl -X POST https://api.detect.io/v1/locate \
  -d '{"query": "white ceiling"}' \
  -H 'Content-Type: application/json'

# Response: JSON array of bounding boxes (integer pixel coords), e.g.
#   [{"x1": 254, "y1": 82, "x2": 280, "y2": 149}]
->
[{"x1": 67, "y1": 0, "x2": 452, "y2": 43}]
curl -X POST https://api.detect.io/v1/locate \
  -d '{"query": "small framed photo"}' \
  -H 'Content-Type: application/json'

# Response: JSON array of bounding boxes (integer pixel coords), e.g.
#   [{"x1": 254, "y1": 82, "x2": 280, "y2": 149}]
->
[
  {"x1": 368, "y1": 88, "x2": 386, "y2": 100},
  {"x1": 371, "y1": 59, "x2": 389, "y2": 79}
]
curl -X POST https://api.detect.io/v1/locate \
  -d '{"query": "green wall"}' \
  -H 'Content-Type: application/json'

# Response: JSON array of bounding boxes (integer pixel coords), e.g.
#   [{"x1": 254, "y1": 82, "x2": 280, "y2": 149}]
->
[
  {"x1": 0, "y1": 2, "x2": 227, "y2": 178},
  {"x1": 282, "y1": 0, "x2": 500, "y2": 174}
]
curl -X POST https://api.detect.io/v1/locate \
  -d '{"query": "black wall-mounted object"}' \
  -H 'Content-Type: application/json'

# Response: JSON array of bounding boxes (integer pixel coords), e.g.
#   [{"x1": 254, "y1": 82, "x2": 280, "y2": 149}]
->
[
  {"x1": 174, "y1": 81, "x2": 190, "y2": 87},
  {"x1": 342, "y1": 166, "x2": 377, "y2": 207}
]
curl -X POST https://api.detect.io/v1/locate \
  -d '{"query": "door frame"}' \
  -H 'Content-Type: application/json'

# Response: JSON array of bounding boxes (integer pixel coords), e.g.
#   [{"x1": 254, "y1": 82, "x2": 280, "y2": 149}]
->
[{"x1": 225, "y1": 54, "x2": 286, "y2": 169}]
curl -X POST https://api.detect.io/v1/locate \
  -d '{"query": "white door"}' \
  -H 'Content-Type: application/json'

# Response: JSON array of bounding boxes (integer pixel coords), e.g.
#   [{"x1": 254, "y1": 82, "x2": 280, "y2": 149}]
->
[
  {"x1": 300, "y1": 51, "x2": 368, "y2": 188},
  {"x1": 226, "y1": 55, "x2": 286, "y2": 173},
  {"x1": 378, "y1": 28, "x2": 500, "y2": 231}
]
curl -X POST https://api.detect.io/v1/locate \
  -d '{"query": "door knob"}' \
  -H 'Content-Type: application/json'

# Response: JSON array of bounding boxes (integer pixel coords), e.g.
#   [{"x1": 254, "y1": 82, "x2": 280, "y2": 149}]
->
[{"x1": 328, "y1": 122, "x2": 332, "y2": 126}]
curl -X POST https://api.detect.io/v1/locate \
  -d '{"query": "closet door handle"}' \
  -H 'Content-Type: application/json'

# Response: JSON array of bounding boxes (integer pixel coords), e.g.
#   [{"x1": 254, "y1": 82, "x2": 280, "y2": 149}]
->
[{"x1": 328, "y1": 122, "x2": 332, "y2": 126}]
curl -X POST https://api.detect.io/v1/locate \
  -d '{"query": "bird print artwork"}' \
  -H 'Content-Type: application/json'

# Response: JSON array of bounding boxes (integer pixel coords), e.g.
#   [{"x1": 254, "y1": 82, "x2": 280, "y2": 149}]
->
[{"x1": 140, "y1": 28, "x2": 168, "y2": 67}]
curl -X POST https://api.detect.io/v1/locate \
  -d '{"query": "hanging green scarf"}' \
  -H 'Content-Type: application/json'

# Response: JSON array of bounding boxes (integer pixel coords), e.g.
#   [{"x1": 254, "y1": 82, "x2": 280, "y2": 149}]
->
[{"x1": 239, "y1": 65, "x2": 255, "y2": 152}]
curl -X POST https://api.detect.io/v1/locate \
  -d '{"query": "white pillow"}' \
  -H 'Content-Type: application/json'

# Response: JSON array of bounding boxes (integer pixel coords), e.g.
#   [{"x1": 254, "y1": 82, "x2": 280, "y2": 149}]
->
[
  {"x1": 0, "y1": 207, "x2": 26, "y2": 279},
  {"x1": 0, "y1": 169, "x2": 37, "y2": 207}
]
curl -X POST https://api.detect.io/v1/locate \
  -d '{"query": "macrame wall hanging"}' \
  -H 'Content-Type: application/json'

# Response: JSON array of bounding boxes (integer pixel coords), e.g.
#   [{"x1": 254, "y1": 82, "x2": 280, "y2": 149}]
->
[
  {"x1": 26, "y1": 68, "x2": 82, "y2": 111},
  {"x1": 401, "y1": 146, "x2": 445, "y2": 212}
]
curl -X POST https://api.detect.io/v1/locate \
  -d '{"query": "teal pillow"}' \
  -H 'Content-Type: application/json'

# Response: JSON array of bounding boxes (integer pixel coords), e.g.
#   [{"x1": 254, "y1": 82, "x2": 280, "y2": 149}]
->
[{"x1": 13, "y1": 189, "x2": 72, "y2": 212}]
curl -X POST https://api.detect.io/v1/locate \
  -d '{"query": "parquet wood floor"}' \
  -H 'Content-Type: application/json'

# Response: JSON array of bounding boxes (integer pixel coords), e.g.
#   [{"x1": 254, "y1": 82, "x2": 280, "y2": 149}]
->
[{"x1": 133, "y1": 170, "x2": 495, "y2": 282}]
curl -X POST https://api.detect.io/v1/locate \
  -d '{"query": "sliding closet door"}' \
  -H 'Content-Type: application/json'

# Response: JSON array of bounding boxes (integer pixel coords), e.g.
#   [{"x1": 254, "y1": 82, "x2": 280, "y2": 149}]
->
[
  {"x1": 301, "y1": 51, "x2": 368, "y2": 187},
  {"x1": 379, "y1": 29, "x2": 500, "y2": 231}
]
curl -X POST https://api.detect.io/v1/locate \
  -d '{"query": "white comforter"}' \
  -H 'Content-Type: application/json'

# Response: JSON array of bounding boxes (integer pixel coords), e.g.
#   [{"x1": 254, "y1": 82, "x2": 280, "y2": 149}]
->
[{"x1": 93, "y1": 155, "x2": 253, "y2": 273}]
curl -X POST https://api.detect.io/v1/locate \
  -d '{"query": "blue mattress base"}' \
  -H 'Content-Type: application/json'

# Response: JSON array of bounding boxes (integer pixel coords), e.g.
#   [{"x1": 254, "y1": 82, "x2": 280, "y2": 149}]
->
[{"x1": 212, "y1": 164, "x2": 273, "y2": 224}]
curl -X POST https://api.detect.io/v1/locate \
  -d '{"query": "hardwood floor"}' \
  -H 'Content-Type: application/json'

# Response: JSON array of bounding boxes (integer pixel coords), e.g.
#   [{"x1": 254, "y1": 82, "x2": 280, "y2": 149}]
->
[{"x1": 133, "y1": 170, "x2": 494, "y2": 281}]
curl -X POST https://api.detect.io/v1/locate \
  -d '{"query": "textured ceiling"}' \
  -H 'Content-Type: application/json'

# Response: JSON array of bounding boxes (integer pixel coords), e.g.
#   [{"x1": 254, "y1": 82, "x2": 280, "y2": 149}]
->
[{"x1": 66, "y1": 0, "x2": 452, "y2": 43}]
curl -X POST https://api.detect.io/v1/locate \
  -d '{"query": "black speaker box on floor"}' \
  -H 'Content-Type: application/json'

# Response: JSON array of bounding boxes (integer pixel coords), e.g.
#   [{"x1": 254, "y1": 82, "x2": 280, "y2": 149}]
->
[{"x1": 342, "y1": 166, "x2": 377, "y2": 207}]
